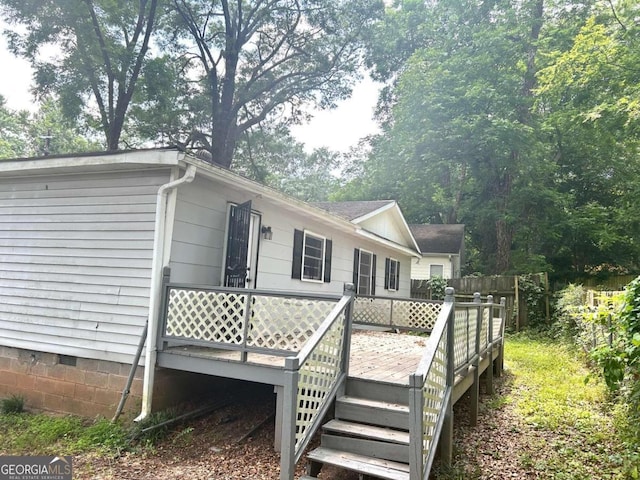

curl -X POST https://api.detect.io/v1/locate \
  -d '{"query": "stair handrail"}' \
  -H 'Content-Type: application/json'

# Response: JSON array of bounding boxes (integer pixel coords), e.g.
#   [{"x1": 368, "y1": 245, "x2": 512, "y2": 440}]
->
[
  {"x1": 279, "y1": 284, "x2": 356, "y2": 480},
  {"x1": 408, "y1": 287, "x2": 456, "y2": 480}
]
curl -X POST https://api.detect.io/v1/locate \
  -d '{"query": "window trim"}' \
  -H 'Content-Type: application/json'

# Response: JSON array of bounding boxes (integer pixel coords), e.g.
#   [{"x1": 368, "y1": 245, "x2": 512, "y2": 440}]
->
[
  {"x1": 386, "y1": 257, "x2": 400, "y2": 291},
  {"x1": 301, "y1": 230, "x2": 326, "y2": 283}
]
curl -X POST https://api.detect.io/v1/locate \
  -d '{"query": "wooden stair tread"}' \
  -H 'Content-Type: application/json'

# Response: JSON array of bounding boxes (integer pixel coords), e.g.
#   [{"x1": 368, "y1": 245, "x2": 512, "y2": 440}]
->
[
  {"x1": 338, "y1": 395, "x2": 409, "y2": 413},
  {"x1": 307, "y1": 447, "x2": 410, "y2": 480},
  {"x1": 323, "y1": 419, "x2": 410, "y2": 445}
]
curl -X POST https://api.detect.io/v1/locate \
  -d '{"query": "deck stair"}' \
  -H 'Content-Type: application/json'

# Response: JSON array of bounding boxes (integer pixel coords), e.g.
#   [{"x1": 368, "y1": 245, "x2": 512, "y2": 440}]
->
[{"x1": 304, "y1": 378, "x2": 411, "y2": 480}]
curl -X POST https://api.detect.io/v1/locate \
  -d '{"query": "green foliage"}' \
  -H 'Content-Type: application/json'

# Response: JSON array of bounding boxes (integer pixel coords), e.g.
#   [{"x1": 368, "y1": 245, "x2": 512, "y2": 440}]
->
[
  {"x1": 1, "y1": 395, "x2": 24, "y2": 414},
  {"x1": 0, "y1": 407, "x2": 202, "y2": 458},
  {"x1": 233, "y1": 126, "x2": 342, "y2": 202},
  {"x1": 1, "y1": 0, "x2": 160, "y2": 149},
  {"x1": 590, "y1": 277, "x2": 640, "y2": 397},
  {"x1": 74, "y1": 418, "x2": 130, "y2": 455},
  {"x1": 554, "y1": 278, "x2": 640, "y2": 468},
  {"x1": 506, "y1": 333, "x2": 630, "y2": 478},
  {"x1": 518, "y1": 274, "x2": 547, "y2": 327},
  {"x1": 0, "y1": 96, "x2": 101, "y2": 159},
  {"x1": 554, "y1": 284, "x2": 587, "y2": 339},
  {"x1": 427, "y1": 276, "x2": 447, "y2": 301}
]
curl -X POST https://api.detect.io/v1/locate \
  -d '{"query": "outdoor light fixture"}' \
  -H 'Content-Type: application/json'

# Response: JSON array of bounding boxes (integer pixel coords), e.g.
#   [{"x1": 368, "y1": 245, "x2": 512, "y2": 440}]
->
[{"x1": 261, "y1": 225, "x2": 273, "y2": 240}]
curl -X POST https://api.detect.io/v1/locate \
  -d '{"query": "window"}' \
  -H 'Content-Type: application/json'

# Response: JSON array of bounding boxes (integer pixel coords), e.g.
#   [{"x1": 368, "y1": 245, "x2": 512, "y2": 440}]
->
[
  {"x1": 292, "y1": 230, "x2": 332, "y2": 283},
  {"x1": 353, "y1": 248, "x2": 376, "y2": 295},
  {"x1": 385, "y1": 258, "x2": 400, "y2": 291},
  {"x1": 430, "y1": 264, "x2": 444, "y2": 278}
]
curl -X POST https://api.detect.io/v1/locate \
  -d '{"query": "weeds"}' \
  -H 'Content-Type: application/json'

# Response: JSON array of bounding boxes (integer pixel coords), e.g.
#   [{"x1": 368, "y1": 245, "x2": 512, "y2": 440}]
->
[
  {"x1": 1, "y1": 394, "x2": 25, "y2": 414},
  {"x1": 0, "y1": 408, "x2": 179, "y2": 457}
]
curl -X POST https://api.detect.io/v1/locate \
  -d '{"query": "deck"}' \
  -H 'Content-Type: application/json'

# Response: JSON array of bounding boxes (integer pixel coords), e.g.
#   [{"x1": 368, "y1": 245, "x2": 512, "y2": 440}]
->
[{"x1": 154, "y1": 279, "x2": 506, "y2": 480}]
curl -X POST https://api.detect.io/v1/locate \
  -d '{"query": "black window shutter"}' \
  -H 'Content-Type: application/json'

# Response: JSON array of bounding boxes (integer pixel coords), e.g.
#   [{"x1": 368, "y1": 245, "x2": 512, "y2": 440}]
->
[
  {"x1": 323, "y1": 239, "x2": 332, "y2": 283},
  {"x1": 396, "y1": 262, "x2": 400, "y2": 289},
  {"x1": 384, "y1": 258, "x2": 390, "y2": 290},
  {"x1": 352, "y1": 248, "x2": 359, "y2": 286},
  {"x1": 292, "y1": 229, "x2": 304, "y2": 279},
  {"x1": 371, "y1": 254, "x2": 377, "y2": 296}
]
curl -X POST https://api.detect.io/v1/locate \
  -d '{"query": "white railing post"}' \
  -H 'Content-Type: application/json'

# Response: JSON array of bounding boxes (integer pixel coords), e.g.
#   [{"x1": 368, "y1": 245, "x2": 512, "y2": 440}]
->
[
  {"x1": 409, "y1": 371, "x2": 424, "y2": 480},
  {"x1": 486, "y1": 294, "x2": 495, "y2": 395},
  {"x1": 496, "y1": 297, "x2": 507, "y2": 377},
  {"x1": 441, "y1": 287, "x2": 456, "y2": 467},
  {"x1": 470, "y1": 292, "x2": 481, "y2": 426},
  {"x1": 339, "y1": 283, "x2": 355, "y2": 397}
]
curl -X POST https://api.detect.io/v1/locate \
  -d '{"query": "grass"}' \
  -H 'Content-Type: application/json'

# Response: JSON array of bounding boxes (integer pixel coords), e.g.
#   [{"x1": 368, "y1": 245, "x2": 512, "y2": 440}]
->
[
  {"x1": 435, "y1": 332, "x2": 632, "y2": 480},
  {"x1": 504, "y1": 332, "x2": 627, "y2": 479},
  {"x1": 0, "y1": 413, "x2": 131, "y2": 456}
]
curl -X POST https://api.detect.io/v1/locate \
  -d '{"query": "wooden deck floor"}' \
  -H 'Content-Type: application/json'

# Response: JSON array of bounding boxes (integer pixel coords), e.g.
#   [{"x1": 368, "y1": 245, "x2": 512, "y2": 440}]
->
[
  {"x1": 162, "y1": 320, "x2": 502, "y2": 387},
  {"x1": 164, "y1": 330, "x2": 428, "y2": 383},
  {"x1": 348, "y1": 330, "x2": 426, "y2": 385}
]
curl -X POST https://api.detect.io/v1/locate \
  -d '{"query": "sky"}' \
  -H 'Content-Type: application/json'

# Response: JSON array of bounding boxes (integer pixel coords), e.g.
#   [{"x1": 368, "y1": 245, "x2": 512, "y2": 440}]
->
[{"x1": 0, "y1": 30, "x2": 381, "y2": 154}]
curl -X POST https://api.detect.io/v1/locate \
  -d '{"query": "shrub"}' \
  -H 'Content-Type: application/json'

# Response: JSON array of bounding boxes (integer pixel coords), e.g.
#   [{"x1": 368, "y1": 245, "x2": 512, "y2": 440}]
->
[
  {"x1": 554, "y1": 283, "x2": 586, "y2": 339},
  {"x1": 427, "y1": 276, "x2": 448, "y2": 300},
  {"x1": 1, "y1": 395, "x2": 25, "y2": 414}
]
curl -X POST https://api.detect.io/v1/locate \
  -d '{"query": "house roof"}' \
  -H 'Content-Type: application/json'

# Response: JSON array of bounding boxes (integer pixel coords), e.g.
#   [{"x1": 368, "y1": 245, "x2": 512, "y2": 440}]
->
[
  {"x1": 0, "y1": 148, "x2": 422, "y2": 258},
  {"x1": 409, "y1": 224, "x2": 465, "y2": 254},
  {"x1": 314, "y1": 200, "x2": 421, "y2": 253},
  {"x1": 312, "y1": 200, "x2": 396, "y2": 221}
]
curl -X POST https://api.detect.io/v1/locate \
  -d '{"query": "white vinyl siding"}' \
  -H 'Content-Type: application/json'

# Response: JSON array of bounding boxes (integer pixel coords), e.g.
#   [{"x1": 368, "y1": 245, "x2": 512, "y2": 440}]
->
[
  {"x1": 169, "y1": 176, "x2": 229, "y2": 285},
  {"x1": 0, "y1": 168, "x2": 169, "y2": 364},
  {"x1": 169, "y1": 176, "x2": 415, "y2": 297}
]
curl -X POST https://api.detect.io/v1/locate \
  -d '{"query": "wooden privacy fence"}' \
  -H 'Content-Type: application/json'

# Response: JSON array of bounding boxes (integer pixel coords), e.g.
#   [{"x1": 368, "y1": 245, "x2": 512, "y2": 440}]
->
[{"x1": 412, "y1": 273, "x2": 550, "y2": 330}]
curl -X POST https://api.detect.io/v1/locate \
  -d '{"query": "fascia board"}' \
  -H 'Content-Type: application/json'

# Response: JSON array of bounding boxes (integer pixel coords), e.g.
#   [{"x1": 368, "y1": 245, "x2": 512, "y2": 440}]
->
[
  {"x1": 0, "y1": 149, "x2": 182, "y2": 174},
  {"x1": 356, "y1": 229, "x2": 422, "y2": 258},
  {"x1": 350, "y1": 201, "x2": 396, "y2": 224},
  {"x1": 353, "y1": 201, "x2": 422, "y2": 254}
]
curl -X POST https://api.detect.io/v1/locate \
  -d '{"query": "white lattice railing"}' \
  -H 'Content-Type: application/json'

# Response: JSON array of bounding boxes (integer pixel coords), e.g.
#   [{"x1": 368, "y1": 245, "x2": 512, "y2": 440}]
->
[
  {"x1": 409, "y1": 298, "x2": 453, "y2": 479},
  {"x1": 160, "y1": 284, "x2": 339, "y2": 357},
  {"x1": 409, "y1": 290, "x2": 507, "y2": 480},
  {"x1": 279, "y1": 292, "x2": 354, "y2": 480},
  {"x1": 352, "y1": 295, "x2": 442, "y2": 332},
  {"x1": 452, "y1": 303, "x2": 483, "y2": 371}
]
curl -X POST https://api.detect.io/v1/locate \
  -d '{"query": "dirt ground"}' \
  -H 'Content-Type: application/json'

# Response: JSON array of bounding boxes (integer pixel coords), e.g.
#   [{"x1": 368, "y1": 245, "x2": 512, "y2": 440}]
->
[{"x1": 72, "y1": 374, "x2": 517, "y2": 480}]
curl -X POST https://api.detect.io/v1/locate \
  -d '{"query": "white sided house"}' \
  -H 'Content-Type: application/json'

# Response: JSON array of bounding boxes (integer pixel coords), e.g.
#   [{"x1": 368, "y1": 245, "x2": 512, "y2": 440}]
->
[
  {"x1": 409, "y1": 224, "x2": 465, "y2": 280},
  {"x1": 0, "y1": 148, "x2": 420, "y2": 418}
]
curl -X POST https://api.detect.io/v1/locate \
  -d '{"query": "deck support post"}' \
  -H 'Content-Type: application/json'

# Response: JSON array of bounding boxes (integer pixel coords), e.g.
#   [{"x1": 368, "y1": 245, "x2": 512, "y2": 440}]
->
[
  {"x1": 485, "y1": 295, "x2": 494, "y2": 395},
  {"x1": 274, "y1": 385, "x2": 283, "y2": 452},
  {"x1": 439, "y1": 287, "x2": 456, "y2": 467},
  {"x1": 279, "y1": 360, "x2": 299, "y2": 480}
]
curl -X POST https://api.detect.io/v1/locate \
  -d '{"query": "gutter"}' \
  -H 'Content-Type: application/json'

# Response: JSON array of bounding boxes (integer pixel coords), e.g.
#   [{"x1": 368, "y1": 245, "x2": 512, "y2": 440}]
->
[{"x1": 135, "y1": 164, "x2": 196, "y2": 422}]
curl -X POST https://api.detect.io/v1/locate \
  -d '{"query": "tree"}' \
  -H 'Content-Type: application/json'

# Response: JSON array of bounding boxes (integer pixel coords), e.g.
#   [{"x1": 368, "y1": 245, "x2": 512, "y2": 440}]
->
[
  {"x1": 1, "y1": 0, "x2": 160, "y2": 150},
  {"x1": 233, "y1": 125, "x2": 341, "y2": 202},
  {"x1": 0, "y1": 96, "x2": 28, "y2": 158},
  {"x1": 0, "y1": 96, "x2": 101, "y2": 159},
  {"x1": 354, "y1": 0, "x2": 552, "y2": 274},
  {"x1": 536, "y1": 9, "x2": 640, "y2": 277},
  {"x1": 164, "y1": 0, "x2": 383, "y2": 169}
]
